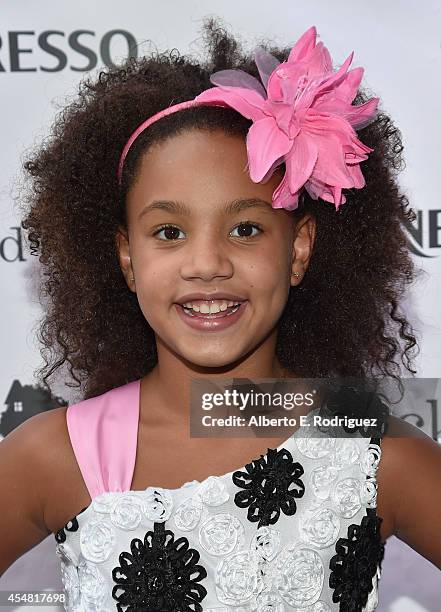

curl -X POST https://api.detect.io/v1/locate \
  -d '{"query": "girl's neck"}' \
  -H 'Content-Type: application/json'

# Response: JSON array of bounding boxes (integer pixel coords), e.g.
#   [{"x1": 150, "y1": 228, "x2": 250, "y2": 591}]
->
[{"x1": 139, "y1": 339, "x2": 294, "y2": 428}]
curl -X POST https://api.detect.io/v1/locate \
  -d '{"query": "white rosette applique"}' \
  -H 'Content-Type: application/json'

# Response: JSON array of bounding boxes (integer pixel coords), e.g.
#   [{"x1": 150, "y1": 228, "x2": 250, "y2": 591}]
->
[
  {"x1": 361, "y1": 443, "x2": 382, "y2": 478},
  {"x1": 295, "y1": 435, "x2": 336, "y2": 460},
  {"x1": 80, "y1": 517, "x2": 115, "y2": 563},
  {"x1": 109, "y1": 492, "x2": 144, "y2": 530},
  {"x1": 198, "y1": 475, "x2": 230, "y2": 506},
  {"x1": 328, "y1": 438, "x2": 360, "y2": 470},
  {"x1": 231, "y1": 591, "x2": 332, "y2": 612},
  {"x1": 142, "y1": 486, "x2": 173, "y2": 522},
  {"x1": 91, "y1": 492, "x2": 120, "y2": 514},
  {"x1": 274, "y1": 546, "x2": 324, "y2": 608},
  {"x1": 360, "y1": 477, "x2": 378, "y2": 508},
  {"x1": 299, "y1": 505, "x2": 341, "y2": 549},
  {"x1": 77, "y1": 558, "x2": 107, "y2": 611},
  {"x1": 199, "y1": 512, "x2": 245, "y2": 556},
  {"x1": 56, "y1": 541, "x2": 77, "y2": 565},
  {"x1": 360, "y1": 441, "x2": 382, "y2": 511},
  {"x1": 173, "y1": 493, "x2": 207, "y2": 531},
  {"x1": 56, "y1": 544, "x2": 81, "y2": 612},
  {"x1": 365, "y1": 576, "x2": 380, "y2": 612},
  {"x1": 215, "y1": 549, "x2": 263, "y2": 606},
  {"x1": 310, "y1": 463, "x2": 339, "y2": 500},
  {"x1": 250, "y1": 526, "x2": 281, "y2": 562},
  {"x1": 254, "y1": 591, "x2": 286, "y2": 611},
  {"x1": 331, "y1": 477, "x2": 362, "y2": 519},
  {"x1": 299, "y1": 602, "x2": 332, "y2": 612}
]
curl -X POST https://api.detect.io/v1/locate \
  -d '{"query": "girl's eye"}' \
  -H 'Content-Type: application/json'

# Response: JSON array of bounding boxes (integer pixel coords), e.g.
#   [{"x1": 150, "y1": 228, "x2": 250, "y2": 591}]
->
[
  {"x1": 230, "y1": 221, "x2": 262, "y2": 239},
  {"x1": 153, "y1": 224, "x2": 185, "y2": 241}
]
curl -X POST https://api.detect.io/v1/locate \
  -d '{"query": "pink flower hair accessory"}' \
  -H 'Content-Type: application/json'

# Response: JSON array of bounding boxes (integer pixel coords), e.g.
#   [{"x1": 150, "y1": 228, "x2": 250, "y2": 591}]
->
[{"x1": 117, "y1": 26, "x2": 379, "y2": 212}]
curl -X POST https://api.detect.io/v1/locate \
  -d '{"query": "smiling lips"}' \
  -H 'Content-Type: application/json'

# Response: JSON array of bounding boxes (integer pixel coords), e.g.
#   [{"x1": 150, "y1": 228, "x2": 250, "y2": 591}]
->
[
  {"x1": 174, "y1": 300, "x2": 247, "y2": 331},
  {"x1": 181, "y1": 299, "x2": 241, "y2": 315}
]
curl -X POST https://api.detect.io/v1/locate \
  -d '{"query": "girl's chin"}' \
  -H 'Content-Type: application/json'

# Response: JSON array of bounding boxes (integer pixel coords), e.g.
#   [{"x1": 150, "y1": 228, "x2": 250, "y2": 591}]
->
[{"x1": 177, "y1": 346, "x2": 247, "y2": 369}]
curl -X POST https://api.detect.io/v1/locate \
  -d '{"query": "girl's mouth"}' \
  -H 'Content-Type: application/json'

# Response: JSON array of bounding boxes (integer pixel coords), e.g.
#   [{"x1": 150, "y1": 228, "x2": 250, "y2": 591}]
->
[{"x1": 174, "y1": 301, "x2": 247, "y2": 331}]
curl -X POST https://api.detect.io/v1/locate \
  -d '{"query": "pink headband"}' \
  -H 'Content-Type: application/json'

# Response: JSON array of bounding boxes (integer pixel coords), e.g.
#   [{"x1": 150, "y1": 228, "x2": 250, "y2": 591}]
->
[{"x1": 117, "y1": 26, "x2": 379, "y2": 212}]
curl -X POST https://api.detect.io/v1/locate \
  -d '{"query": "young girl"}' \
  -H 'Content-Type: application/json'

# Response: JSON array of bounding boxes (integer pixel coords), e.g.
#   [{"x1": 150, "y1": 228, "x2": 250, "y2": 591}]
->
[{"x1": 1, "y1": 17, "x2": 440, "y2": 612}]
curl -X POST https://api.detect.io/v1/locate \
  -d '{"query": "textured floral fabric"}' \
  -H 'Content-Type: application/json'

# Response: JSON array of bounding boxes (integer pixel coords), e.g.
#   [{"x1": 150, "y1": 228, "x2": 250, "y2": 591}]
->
[{"x1": 54, "y1": 406, "x2": 385, "y2": 612}]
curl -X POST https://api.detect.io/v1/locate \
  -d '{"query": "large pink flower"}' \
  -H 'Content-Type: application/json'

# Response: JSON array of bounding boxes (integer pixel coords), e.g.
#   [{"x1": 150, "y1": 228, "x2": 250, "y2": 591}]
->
[{"x1": 195, "y1": 26, "x2": 379, "y2": 211}]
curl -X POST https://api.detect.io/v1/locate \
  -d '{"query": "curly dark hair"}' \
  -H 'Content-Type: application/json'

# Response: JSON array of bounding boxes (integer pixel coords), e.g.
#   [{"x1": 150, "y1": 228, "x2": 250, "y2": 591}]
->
[{"x1": 20, "y1": 18, "x2": 419, "y2": 400}]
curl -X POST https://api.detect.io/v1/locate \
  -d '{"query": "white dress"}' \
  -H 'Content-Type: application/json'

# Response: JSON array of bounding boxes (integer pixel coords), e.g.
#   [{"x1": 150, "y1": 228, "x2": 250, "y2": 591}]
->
[{"x1": 53, "y1": 379, "x2": 387, "y2": 611}]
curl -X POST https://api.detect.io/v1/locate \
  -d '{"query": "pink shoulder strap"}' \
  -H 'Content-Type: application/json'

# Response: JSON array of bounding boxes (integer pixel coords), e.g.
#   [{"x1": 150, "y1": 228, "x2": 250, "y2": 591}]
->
[{"x1": 66, "y1": 379, "x2": 141, "y2": 499}]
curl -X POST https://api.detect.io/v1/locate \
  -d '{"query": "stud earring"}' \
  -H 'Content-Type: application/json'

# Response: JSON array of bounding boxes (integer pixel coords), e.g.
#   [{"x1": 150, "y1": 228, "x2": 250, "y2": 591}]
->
[{"x1": 293, "y1": 272, "x2": 300, "y2": 278}]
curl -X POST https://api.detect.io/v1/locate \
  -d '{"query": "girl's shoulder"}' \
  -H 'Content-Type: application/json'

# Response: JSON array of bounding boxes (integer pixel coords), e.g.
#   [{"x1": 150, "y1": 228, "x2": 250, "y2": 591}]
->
[
  {"x1": 14, "y1": 404, "x2": 93, "y2": 535},
  {"x1": 8, "y1": 381, "x2": 134, "y2": 535},
  {"x1": 0, "y1": 403, "x2": 89, "y2": 573}
]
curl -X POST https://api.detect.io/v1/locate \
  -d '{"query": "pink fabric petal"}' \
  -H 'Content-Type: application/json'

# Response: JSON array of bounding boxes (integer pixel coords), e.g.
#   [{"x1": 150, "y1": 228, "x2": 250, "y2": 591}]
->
[
  {"x1": 344, "y1": 97, "x2": 379, "y2": 130},
  {"x1": 313, "y1": 93, "x2": 379, "y2": 131},
  {"x1": 309, "y1": 133, "x2": 353, "y2": 187},
  {"x1": 279, "y1": 64, "x2": 306, "y2": 105},
  {"x1": 334, "y1": 67, "x2": 364, "y2": 103},
  {"x1": 332, "y1": 186, "x2": 342, "y2": 206},
  {"x1": 346, "y1": 162, "x2": 366, "y2": 188},
  {"x1": 343, "y1": 138, "x2": 373, "y2": 164},
  {"x1": 303, "y1": 42, "x2": 333, "y2": 78},
  {"x1": 292, "y1": 76, "x2": 326, "y2": 114},
  {"x1": 342, "y1": 143, "x2": 369, "y2": 166},
  {"x1": 246, "y1": 117, "x2": 292, "y2": 182},
  {"x1": 313, "y1": 52, "x2": 354, "y2": 99},
  {"x1": 266, "y1": 61, "x2": 290, "y2": 103},
  {"x1": 261, "y1": 157, "x2": 287, "y2": 183},
  {"x1": 305, "y1": 176, "x2": 346, "y2": 207},
  {"x1": 314, "y1": 67, "x2": 364, "y2": 109},
  {"x1": 304, "y1": 174, "x2": 326, "y2": 200},
  {"x1": 195, "y1": 86, "x2": 266, "y2": 121},
  {"x1": 303, "y1": 111, "x2": 356, "y2": 138},
  {"x1": 286, "y1": 133, "x2": 318, "y2": 194},
  {"x1": 264, "y1": 100, "x2": 300, "y2": 137},
  {"x1": 288, "y1": 26, "x2": 317, "y2": 63},
  {"x1": 272, "y1": 172, "x2": 301, "y2": 211}
]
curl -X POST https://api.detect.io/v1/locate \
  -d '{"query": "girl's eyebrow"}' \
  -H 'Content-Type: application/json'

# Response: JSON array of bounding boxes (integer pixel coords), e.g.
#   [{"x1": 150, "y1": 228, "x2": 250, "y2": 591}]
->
[{"x1": 138, "y1": 198, "x2": 272, "y2": 220}]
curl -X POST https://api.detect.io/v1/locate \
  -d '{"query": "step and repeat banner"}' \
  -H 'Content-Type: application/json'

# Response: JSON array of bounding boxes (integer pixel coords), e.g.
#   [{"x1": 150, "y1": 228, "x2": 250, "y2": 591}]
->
[{"x1": 0, "y1": 1, "x2": 440, "y2": 610}]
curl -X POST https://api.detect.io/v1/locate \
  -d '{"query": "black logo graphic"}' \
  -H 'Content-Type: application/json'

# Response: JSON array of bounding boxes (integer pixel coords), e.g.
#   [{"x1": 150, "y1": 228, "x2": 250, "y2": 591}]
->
[
  {"x1": 403, "y1": 209, "x2": 441, "y2": 258},
  {"x1": 1, "y1": 379, "x2": 67, "y2": 438},
  {"x1": 0, "y1": 29, "x2": 137, "y2": 72}
]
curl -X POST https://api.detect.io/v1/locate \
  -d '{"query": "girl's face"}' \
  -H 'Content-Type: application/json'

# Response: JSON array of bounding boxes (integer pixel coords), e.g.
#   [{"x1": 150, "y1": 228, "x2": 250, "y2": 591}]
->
[{"x1": 116, "y1": 129, "x2": 316, "y2": 370}]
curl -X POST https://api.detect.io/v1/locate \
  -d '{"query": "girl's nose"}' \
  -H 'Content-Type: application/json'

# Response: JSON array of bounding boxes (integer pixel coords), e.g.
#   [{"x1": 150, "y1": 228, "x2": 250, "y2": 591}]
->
[{"x1": 179, "y1": 235, "x2": 234, "y2": 282}]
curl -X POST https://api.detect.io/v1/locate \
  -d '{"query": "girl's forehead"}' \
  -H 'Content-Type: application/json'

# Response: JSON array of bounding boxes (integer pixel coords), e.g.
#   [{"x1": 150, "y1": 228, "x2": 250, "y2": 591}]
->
[
  {"x1": 140, "y1": 129, "x2": 248, "y2": 175},
  {"x1": 128, "y1": 129, "x2": 283, "y2": 216}
]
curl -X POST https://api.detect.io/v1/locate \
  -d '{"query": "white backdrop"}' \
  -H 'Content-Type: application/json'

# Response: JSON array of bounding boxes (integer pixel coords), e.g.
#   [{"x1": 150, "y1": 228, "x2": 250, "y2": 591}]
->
[{"x1": 0, "y1": 1, "x2": 440, "y2": 610}]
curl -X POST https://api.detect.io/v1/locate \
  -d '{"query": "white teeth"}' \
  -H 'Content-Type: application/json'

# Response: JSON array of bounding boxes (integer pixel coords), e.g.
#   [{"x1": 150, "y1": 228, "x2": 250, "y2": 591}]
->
[
  {"x1": 181, "y1": 300, "x2": 241, "y2": 314},
  {"x1": 199, "y1": 303, "x2": 213, "y2": 314}
]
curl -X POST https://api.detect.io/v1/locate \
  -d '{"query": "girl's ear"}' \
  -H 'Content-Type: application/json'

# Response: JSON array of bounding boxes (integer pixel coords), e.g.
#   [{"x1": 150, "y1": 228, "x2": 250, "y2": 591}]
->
[
  {"x1": 290, "y1": 214, "x2": 316, "y2": 286},
  {"x1": 115, "y1": 226, "x2": 136, "y2": 292}
]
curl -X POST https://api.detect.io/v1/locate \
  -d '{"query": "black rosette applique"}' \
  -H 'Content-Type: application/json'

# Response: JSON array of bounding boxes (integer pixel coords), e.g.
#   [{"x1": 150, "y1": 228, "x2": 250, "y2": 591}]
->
[
  {"x1": 329, "y1": 507, "x2": 385, "y2": 611},
  {"x1": 112, "y1": 521, "x2": 207, "y2": 612},
  {"x1": 232, "y1": 447, "x2": 305, "y2": 528},
  {"x1": 54, "y1": 506, "x2": 88, "y2": 543}
]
